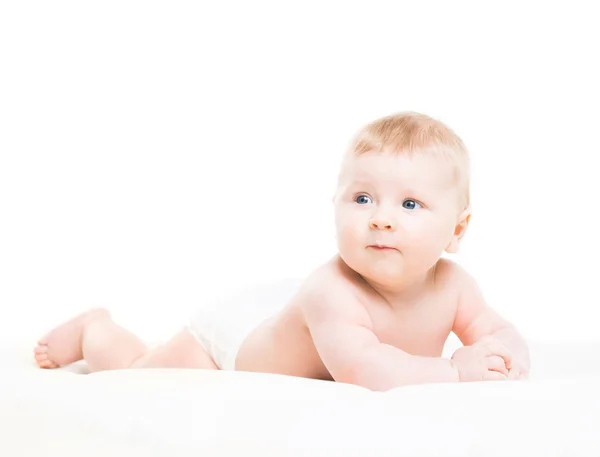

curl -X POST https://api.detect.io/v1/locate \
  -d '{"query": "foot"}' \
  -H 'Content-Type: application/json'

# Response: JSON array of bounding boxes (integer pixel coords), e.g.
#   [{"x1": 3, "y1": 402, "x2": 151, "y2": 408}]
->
[{"x1": 34, "y1": 308, "x2": 111, "y2": 369}]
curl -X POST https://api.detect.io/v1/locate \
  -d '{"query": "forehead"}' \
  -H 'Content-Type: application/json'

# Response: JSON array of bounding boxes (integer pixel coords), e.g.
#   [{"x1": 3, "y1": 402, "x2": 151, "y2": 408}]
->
[{"x1": 340, "y1": 152, "x2": 456, "y2": 192}]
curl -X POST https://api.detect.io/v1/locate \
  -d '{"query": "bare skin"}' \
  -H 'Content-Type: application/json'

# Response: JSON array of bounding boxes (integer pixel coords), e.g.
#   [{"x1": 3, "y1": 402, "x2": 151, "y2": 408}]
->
[
  {"x1": 34, "y1": 255, "x2": 525, "y2": 390},
  {"x1": 34, "y1": 123, "x2": 531, "y2": 389},
  {"x1": 235, "y1": 255, "x2": 459, "y2": 381},
  {"x1": 237, "y1": 255, "x2": 524, "y2": 389},
  {"x1": 34, "y1": 308, "x2": 218, "y2": 373}
]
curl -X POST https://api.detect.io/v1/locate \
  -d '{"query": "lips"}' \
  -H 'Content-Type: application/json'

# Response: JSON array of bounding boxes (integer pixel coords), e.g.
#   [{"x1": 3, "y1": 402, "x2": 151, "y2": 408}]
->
[{"x1": 368, "y1": 244, "x2": 397, "y2": 251}]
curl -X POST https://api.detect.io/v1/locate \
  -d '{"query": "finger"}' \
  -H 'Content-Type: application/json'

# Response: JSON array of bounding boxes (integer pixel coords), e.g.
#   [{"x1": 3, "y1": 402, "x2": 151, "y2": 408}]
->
[
  {"x1": 487, "y1": 355, "x2": 508, "y2": 375},
  {"x1": 481, "y1": 341, "x2": 513, "y2": 369},
  {"x1": 507, "y1": 368, "x2": 520, "y2": 380},
  {"x1": 483, "y1": 370, "x2": 508, "y2": 381}
]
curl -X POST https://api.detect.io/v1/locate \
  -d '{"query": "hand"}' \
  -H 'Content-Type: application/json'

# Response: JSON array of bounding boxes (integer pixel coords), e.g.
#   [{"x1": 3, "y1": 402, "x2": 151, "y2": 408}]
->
[
  {"x1": 507, "y1": 361, "x2": 529, "y2": 380},
  {"x1": 451, "y1": 336, "x2": 513, "y2": 382},
  {"x1": 476, "y1": 335, "x2": 530, "y2": 381}
]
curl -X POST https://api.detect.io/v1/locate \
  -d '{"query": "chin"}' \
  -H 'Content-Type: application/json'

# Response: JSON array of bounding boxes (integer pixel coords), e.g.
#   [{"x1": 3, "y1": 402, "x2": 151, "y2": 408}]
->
[
  {"x1": 363, "y1": 269, "x2": 404, "y2": 287},
  {"x1": 345, "y1": 256, "x2": 405, "y2": 284}
]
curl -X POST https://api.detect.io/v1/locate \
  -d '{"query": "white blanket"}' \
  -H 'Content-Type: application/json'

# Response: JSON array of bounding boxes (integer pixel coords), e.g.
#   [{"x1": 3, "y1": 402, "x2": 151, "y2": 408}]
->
[{"x1": 1, "y1": 339, "x2": 600, "y2": 456}]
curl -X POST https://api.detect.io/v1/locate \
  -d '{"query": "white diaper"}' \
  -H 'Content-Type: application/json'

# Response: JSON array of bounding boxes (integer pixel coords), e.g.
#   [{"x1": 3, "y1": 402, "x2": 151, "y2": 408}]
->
[{"x1": 186, "y1": 277, "x2": 304, "y2": 370}]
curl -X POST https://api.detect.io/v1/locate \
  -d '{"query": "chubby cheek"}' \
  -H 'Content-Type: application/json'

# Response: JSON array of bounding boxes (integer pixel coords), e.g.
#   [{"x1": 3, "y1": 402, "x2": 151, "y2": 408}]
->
[
  {"x1": 404, "y1": 221, "x2": 453, "y2": 259},
  {"x1": 335, "y1": 211, "x2": 366, "y2": 254}
]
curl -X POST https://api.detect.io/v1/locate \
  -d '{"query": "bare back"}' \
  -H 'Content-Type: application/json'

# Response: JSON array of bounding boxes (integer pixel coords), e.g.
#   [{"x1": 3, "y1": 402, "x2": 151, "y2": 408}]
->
[{"x1": 235, "y1": 255, "x2": 461, "y2": 382}]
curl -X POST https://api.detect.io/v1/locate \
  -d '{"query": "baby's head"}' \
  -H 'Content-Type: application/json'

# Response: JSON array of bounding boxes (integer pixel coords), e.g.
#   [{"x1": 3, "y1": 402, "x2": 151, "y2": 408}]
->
[{"x1": 333, "y1": 112, "x2": 471, "y2": 287}]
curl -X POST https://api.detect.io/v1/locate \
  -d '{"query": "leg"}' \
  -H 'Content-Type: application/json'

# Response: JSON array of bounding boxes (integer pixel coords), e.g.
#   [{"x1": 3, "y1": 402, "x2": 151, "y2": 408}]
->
[
  {"x1": 34, "y1": 308, "x2": 148, "y2": 372},
  {"x1": 131, "y1": 328, "x2": 218, "y2": 370},
  {"x1": 34, "y1": 308, "x2": 218, "y2": 372}
]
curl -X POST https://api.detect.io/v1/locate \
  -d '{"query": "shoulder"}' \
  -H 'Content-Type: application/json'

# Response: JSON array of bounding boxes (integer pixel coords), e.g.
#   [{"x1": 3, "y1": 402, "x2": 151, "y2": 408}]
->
[
  {"x1": 295, "y1": 255, "x2": 373, "y2": 328},
  {"x1": 301, "y1": 255, "x2": 360, "y2": 292},
  {"x1": 433, "y1": 257, "x2": 475, "y2": 293},
  {"x1": 430, "y1": 258, "x2": 481, "y2": 316},
  {"x1": 431, "y1": 258, "x2": 488, "y2": 337}
]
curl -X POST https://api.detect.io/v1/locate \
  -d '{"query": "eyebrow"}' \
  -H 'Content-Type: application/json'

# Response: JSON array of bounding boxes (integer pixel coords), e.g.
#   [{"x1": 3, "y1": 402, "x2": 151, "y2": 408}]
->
[
  {"x1": 348, "y1": 179, "x2": 420, "y2": 192},
  {"x1": 346, "y1": 180, "x2": 375, "y2": 188}
]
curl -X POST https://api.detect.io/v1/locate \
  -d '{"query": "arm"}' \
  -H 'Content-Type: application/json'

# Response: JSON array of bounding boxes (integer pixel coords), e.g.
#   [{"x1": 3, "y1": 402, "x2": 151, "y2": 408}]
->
[
  {"x1": 452, "y1": 269, "x2": 530, "y2": 375},
  {"x1": 302, "y1": 279, "x2": 459, "y2": 391}
]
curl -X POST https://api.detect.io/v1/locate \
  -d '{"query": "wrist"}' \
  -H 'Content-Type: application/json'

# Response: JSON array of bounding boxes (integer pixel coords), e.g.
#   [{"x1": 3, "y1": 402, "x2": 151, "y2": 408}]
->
[{"x1": 448, "y1": 358, "x2": 461, "y2": 382}]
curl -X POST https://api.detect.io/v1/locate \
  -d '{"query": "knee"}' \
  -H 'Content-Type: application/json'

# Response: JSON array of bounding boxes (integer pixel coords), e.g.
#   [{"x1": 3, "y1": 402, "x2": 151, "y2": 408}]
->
[{"x1": 128, "y1": 351, "x2": 153, "y2": 369}]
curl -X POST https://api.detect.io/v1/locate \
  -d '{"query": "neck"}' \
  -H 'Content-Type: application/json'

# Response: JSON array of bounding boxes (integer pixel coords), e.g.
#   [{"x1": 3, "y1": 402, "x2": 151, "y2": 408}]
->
[{"x1": 361, "y1": 265, "x2": 437, "y2": 307}]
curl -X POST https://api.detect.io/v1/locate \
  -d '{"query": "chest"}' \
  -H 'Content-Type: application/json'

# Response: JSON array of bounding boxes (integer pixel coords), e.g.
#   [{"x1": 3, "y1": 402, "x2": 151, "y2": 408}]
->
[{"x1": 366, "y1": 298, "x2": 456, "y2": 357}]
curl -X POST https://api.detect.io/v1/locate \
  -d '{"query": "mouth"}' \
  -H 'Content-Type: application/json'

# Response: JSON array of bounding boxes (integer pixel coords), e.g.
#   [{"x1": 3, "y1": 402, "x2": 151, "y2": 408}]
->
[{"x1": 367, "y1": 244, "x2": 398, "y2": 251}]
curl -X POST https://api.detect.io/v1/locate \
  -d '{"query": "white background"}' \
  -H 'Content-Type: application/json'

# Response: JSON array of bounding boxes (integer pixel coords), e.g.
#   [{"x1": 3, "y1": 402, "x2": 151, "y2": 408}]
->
[{"x1": 1, "y1": 2, "x2": 599, "y2": 346}]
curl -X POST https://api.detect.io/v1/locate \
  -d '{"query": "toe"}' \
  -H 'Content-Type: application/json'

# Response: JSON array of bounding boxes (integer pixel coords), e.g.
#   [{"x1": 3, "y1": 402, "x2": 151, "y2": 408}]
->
[
  {"x1": 35, "y1": 353, "x2": 47, "y2": 362},
  {"x1": 34, "y1": 344, "x2": 48, "y2": 354},
  {"x1": 38, "y1": 357, "x2": 58, "y2": 369}
]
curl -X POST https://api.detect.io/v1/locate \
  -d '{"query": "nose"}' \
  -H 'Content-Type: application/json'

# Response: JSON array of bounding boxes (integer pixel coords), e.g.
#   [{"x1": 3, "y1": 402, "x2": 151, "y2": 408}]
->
[{"x1": 369, "y1": 212, "x2": 396, "y2": 231}]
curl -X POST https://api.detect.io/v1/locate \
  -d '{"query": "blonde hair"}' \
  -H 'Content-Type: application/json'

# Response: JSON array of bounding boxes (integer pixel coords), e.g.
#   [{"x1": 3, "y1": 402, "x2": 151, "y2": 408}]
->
[{"x1": 345, "y1": 111, "x2": 471, "y2": 209}]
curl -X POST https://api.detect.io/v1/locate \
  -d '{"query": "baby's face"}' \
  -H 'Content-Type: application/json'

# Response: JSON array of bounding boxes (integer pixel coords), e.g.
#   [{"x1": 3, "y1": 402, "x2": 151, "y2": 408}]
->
[{"x1": 334, "y1": 151, "x2": 466, "y2": 286}]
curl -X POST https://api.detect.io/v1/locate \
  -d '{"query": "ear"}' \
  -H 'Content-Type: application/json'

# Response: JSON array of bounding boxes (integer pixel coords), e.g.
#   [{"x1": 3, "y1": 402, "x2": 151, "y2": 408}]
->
[{"x1": 445, "y1": 207, "x2": 471, "y2": 254}]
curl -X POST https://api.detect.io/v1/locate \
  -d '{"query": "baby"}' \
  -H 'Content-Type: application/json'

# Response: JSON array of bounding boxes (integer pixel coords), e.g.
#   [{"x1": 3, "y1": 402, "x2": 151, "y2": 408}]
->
[{"x1": 34, "y1": 112, "x2": 530, "y2": 391}]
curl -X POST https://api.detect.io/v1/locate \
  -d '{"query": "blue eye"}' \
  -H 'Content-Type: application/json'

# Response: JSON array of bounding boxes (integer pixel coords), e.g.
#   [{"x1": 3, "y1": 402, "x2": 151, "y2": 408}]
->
[
  {"x1": 355, "y1": 195, "x2": 372, "y2": 204},
  {"x1": 403, "y1": 199, "x2": 422, "y2": 210}
]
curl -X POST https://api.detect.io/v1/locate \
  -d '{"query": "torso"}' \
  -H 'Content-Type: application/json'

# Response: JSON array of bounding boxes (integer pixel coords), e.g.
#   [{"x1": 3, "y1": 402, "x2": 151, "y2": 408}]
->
[{"x1": 235, "y1": 255, "x2": 460, "y2": 381}]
